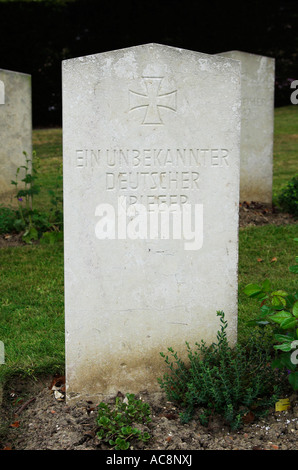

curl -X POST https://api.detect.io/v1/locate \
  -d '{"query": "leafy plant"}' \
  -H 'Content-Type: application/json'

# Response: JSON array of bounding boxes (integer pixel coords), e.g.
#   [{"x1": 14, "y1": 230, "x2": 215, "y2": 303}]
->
[
  {"x1": 0, "y1": 206, "x2": 17, "y2": 233},
  {"x1": 0, "y1": 151, "x2": 63, "y2": 243},
  {"x1": 11, "y1": 150, "x2": 40, "y2": 241},
  {"x1": 158, "y1": 311, "x2": 281, "y2": 430},
  {"x1": 244, "y1": 239, "x2": 298, "y2": 390},
  {"x1": 96, "y1": 393, "x2": 151, "y2": 450},
  {"x1": 277, "y1": 175, "x2": 298, "y2": 217}
]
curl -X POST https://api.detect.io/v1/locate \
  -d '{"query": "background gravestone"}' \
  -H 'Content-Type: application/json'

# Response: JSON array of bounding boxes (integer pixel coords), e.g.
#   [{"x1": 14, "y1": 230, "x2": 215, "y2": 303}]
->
[
  {"x1": 63, "y1": 43, "x2": 241, "y2": 402},
  {"x1": 217, "y1": 51, "x2": 275, "y2": 205},
  {"x1": 0, "y1": 80, "x2": 4, "y2": 104},
  {"x1": 0, "y1": 69, "x2": 32, "y2": 201}
]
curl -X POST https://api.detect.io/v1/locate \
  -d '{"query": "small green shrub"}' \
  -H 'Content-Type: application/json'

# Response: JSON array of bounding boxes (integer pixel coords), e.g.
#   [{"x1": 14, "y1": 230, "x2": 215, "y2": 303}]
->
[
  {"x1": 0, "y1": 206, "x2": 17, "y2": 233},
  {"x1": 244, "y1": 239, "x2": 298, "y2": 391},
  {"x1": 158, "y1": 311, "x2": 282, "y2": 430},
  {"x1": 0, "y1": 151, "x2": 63, "y2": 243},
  {"x1": 277, "y1": 175, "x2": 298, "y2": 217},
  {"x1": 96, "y1": 393, "x2": 151, "y2": 450}
]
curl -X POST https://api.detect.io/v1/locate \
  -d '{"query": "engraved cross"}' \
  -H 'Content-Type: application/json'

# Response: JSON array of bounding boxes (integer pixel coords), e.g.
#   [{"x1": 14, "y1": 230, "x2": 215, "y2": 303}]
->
[{"x1": 129, "y1": 77, "x2": 177, "y2": 125}]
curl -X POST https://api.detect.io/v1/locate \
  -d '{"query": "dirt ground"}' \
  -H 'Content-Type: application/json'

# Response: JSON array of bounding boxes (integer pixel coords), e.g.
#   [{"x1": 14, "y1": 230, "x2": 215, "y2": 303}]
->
[
  {"x1": 1, "y1": 374, "x2": 298, "y2": 451},
  {"x1": 238, "y1": 201, "x2": 297, "y2": 228},
  {"x1": 0, "y1": 203, "x2": 297, "y2": 451}
]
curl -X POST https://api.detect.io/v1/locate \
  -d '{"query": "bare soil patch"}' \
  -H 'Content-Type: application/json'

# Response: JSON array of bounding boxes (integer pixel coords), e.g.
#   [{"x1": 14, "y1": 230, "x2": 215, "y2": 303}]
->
[
  {"x1": 239, "y1": 201, "x2": 296, "y2": 228},
  {"x1": 1, "y1": 375, "x2": 298, "y2": 451},
  {"x1": 0, "y1": 232, "x2": 25, "y2": 248}
]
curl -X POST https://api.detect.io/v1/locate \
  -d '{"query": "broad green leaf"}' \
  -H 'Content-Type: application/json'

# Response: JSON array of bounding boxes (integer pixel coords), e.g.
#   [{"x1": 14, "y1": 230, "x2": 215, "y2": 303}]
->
[
  {"x1": 280, "y1": 317, "x2": 298, "y2": 330},
  {"x1": 262, "y1": 279, "x2": 271, "y2": 292},
  {"x1": 289, "y1": 372, "x2": 298, "y2": 391},
  {"x1": 272, "y1": 290, "x2": 288, "y2": 297},
  {"x1": 293, "y1": 301, "x2": 298, "y2": 318},
  {"x1": 274, "y1": 342, "x2": 293, "y2": 352},
  {"x1": 285, "y1": 294, "x2": 297, "y2": 309},
  {"x1": 256, "y1": 293, "x2": 269, "y2": 301},
  {"x1": 289, "y1": 265, "x2": 298, "y2": 274},
  {"x1": 270, "y1": 311, "x2": 292, "y2": 324},
  {"x1": 243, "y1": 284, "x2": 262, "y2": 297},
  {"x1": 260, "y1": 304, "x2": 274, "y2": 316},
  {"x1": 274, "y1": 334, "x2": 294, "y2": 343},
  {"x1": 272, "y1": 295, "x2": 287, "y2": 307}
]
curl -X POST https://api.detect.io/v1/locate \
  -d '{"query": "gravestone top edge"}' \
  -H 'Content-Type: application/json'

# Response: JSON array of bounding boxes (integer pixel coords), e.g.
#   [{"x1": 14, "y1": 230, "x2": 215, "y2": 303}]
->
[
  {"x1": 0, "y1": 68, "x2": 31, "y2": 77},
  {"x1": 217, "y1": 50, "x2": 275, "y2": 62},
  {"x1": 62, "y1": 43, "x2": 242, "y2": 69}
]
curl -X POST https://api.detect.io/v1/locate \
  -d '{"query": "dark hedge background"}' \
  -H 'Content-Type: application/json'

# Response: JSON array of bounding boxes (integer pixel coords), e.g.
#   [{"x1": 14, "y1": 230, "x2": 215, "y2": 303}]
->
[{"x1": 0, "y1": 0, "x2": 297, "y2": 127}]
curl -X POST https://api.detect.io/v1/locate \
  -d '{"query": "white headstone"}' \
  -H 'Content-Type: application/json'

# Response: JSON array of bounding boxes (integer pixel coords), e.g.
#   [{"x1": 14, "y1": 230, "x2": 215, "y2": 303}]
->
[
  {"x1": 217, "y1": 51, "x2": 275, "y2": 205},
  {"x1": 63, "y1": 44, "x2": 241, "y2": 402},
  {"x1": 0, "y1": 69, "x2": 32, "y2": 197}
]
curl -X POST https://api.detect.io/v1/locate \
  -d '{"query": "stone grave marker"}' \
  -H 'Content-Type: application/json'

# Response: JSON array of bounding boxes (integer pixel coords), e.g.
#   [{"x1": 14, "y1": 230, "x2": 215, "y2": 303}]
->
[
  {"x1": 216, "y1": 51, "x2": 275, "y2": 205},
  {"x1": 0, "y1": 69, "x2": 32, "y2": 199},
  {"x1": 62, "y1": 43, "x2": 241, "y2": 402}
]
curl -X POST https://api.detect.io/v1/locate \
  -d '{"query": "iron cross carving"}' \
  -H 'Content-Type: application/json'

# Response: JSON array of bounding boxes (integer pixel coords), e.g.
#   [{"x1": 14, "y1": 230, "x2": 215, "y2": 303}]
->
[{"x1": 129, "y1": 77, "x2": 177, "y2": 125}]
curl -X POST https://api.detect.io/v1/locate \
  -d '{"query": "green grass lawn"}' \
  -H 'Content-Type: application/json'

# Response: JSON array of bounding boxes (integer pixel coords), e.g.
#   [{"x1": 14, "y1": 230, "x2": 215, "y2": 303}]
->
[
  {"x1": 0, "y1": 244, "x2": 64, "y2": 377},
  {"x1": 31, "y1": 128, "x2": 63, "y2": 213},
  {"x1": 273, "y1": 105, "x2": 298, "y2": 197},
  {"x1": 238, "y1": 224, "x2": 298, "y2": 342},
  {"x1": 0, "y1": 106, "x2": 297, "y2": 384}
]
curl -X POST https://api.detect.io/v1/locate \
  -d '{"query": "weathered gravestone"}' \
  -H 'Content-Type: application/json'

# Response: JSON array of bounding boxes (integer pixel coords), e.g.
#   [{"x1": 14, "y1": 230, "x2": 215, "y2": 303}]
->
[
  {"x1": 62, "y1": 43, "x2": 241, "y2": 402},
  {"x1": 216, "y1": 51, "x2": 275, "y2": 205},
  {"x1": 0, "y1": 69, "x2": 32, "y2": 198}
]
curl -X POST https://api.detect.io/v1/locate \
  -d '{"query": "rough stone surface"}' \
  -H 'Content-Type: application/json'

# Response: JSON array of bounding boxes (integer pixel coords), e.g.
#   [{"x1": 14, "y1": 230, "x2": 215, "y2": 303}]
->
[
  {"x1": 62, "y1": 43, "x2": 241, "y2": 401},
  {"x1": 217, "y1": 51, "x2": 275, "y2": 205},
  {"x1": 0, "y1": 69, "x2": 32, "y2": 198}
]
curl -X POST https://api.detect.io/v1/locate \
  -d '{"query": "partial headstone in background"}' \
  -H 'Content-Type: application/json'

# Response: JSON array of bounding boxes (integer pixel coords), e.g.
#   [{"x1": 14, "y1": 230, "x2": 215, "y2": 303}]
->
[
  {"x1": 0, "y1": 80, "x2": 4, "y2": 104},
  {"x1": 0, "y1": 341, "x2": 4, "y2": 365},
  {"x1": 63, "y1": 43, "x2": 241, "y2": 402},
  {"x1": 0, "y1": 69, "x2": 32, "y2": 199},
  {"x1": 0, "y1": 341, "x2": 4, "y2": 406},
  {"x1": 216, "y1": 51, "x2": 275, "y2": 205}
]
